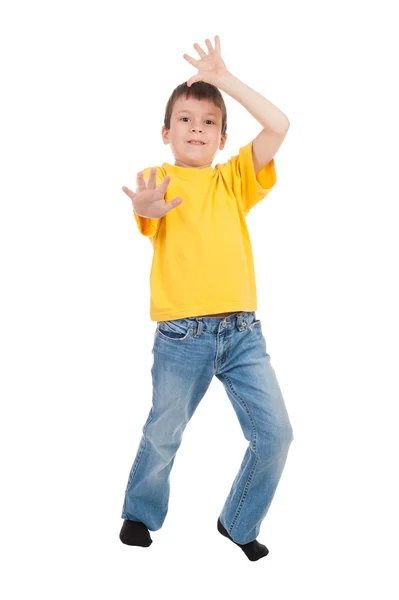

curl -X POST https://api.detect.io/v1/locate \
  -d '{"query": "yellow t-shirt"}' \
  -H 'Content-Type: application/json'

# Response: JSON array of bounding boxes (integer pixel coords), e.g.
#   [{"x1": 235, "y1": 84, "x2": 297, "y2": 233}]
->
[{"x1": 133, "y1": 140, "x2": 277, "y2": 321}]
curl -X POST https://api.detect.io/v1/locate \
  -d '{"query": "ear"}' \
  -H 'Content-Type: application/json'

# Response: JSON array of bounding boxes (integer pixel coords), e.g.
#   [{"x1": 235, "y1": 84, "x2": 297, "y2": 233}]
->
[
  {"x1": 219, "y1": 133, "x2": 228, "y2": 150},
  {"x1": 161, "y1": 125, "x2": 169, "y2": 145}
]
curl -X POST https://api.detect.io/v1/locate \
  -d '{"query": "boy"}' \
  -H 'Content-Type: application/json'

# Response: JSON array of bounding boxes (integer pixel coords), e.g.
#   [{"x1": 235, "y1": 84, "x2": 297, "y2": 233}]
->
[{"x1": 120, "y1": 36, "x2": 293, "y2": 562}]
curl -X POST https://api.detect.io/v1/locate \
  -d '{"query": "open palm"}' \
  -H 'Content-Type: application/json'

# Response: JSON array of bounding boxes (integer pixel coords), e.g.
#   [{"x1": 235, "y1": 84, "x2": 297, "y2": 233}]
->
[{"x1": 183, "y1": 36, "x2": 229, "y2": 87}]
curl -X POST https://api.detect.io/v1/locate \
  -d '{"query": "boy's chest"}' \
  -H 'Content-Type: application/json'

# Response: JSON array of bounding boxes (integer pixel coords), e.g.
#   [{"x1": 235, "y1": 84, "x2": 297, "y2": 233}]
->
[{"x1": 165, "y1": 178, "x2": 238, "y2": 221}]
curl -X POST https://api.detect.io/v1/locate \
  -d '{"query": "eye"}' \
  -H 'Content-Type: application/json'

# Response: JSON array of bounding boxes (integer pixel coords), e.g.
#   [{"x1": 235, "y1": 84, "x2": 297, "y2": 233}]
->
[{"x1": 179, "y1": 117, "x2": 215, "y2": 124}]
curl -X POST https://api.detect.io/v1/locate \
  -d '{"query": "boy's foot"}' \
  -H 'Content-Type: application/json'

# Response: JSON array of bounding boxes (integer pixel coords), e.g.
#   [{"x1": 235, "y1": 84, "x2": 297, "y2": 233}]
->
[
  {"x1": 119, "y1": 519, "x2": 153, "y2": 547},
  {"x1": 217, "y1": 517, "x2": 269, "y2": 561}
]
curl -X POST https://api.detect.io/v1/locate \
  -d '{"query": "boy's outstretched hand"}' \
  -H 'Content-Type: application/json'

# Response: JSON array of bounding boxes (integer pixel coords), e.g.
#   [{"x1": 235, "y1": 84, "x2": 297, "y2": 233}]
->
[
  {"x1": 122, "y1": 168, "x2": 183, "y2": 218},
  {"x1": 184, "y1": 35, "x2": 229, "y2": 87}
]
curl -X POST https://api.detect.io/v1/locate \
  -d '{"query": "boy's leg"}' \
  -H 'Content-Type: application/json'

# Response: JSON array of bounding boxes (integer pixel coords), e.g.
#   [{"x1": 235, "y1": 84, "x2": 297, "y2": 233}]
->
[
  {"x1": 215, "y1": 313, "x2": 294, "y2": 546},
  {"x1": 120, "y1": 319, "x2": 214, "y2": 532}
]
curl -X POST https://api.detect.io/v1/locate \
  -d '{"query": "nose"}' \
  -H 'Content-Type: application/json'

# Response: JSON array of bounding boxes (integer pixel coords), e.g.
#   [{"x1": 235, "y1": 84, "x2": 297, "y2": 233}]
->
[{"x1": 190, "y1": 125, "x2": 203, "y2": 133}]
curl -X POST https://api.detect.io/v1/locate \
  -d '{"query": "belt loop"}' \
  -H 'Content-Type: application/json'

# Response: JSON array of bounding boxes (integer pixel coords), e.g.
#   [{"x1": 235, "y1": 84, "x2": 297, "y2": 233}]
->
[
  {"x1": 194, "y1": 318, "x2": 203, "y2": 338},
  {"x1": 236, "y1": 312, "x2": 248, "y2": 331}
]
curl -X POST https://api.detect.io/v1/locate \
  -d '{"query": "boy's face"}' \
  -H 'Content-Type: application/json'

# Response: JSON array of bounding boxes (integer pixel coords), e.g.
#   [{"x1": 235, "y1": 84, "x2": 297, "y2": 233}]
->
[{"x1": 162, "y1": 96, "x2": 227, "y2": 169}]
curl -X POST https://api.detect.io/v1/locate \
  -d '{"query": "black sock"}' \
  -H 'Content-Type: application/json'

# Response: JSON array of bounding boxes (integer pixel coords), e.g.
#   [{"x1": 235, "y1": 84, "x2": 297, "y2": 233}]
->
[
  {"x1": 119, "y1": 519, "x2": 153, "y2": 547},
  {"x1": 217, "y1": 517, "x2": 269, "y2": 561}
]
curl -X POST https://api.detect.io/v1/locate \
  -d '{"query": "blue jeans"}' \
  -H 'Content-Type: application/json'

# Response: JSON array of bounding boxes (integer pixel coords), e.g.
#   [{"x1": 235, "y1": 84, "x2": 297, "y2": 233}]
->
[{"x1": 121, "y1": 311, "x2": 293, "y2": 545}]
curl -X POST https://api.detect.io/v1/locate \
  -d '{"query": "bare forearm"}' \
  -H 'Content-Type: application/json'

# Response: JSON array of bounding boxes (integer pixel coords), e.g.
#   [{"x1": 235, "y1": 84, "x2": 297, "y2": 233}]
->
[{"x1": 217, "y1": 72, "x2": 290, "y2": 134}]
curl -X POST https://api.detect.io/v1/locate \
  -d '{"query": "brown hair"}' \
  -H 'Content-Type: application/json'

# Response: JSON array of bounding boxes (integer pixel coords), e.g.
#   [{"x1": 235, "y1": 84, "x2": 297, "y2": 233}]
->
[{"x1": 164, "y1": 81, "x2": 227, "y2": 136}]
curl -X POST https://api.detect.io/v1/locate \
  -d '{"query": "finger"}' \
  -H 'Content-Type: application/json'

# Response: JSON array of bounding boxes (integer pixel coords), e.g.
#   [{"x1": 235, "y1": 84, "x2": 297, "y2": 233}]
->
[
  {"x1": 205, "y1": 38, "x2": 213, "y2": 52},
  {"x1": 147, "y1": 167, "x2": 157, "y2": 188},
  {"x1": 122, "y1": 186, "x2": 135, "y2": 199},
  {"x1": 193, "y1": 42, "x2": 206, "y2": 58},
  {"x1": 183, "y1": 53, "x2": 198, "y2": 67},
  {"x1": 136, "y1": 171, "x2": 146, "y2": 192},
  {"x1": 157, "y1": 174, "x2": 171, "y2": 196},
  {"x1": 215, "y1": 35, "x2": 220, "y2": 53}
]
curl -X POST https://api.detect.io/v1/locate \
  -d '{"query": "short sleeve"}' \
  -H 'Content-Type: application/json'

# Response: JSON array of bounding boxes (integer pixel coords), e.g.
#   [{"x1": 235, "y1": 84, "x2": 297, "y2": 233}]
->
[
  {"x1": 133, "y1": 167, "x2": 164, "y2": 238},
  {"x1": 223, "y1": 141, "x2": 277, "y2": 216}
]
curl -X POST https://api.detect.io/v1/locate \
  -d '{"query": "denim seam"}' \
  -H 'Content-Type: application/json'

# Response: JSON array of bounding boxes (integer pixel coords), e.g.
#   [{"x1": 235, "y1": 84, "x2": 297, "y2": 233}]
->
[
  {"x1": 219, "y1": 373, "x2": 259, "y2": 538},
  {"x1": 230, "y1": 456, "x2": 259, "y2": 540},
  {"x1": 122, "y1": 411, "x2": 156, "y2": 519},
  {"x1": 127, "y1": 411, "x2": 155, "y2": 486}
]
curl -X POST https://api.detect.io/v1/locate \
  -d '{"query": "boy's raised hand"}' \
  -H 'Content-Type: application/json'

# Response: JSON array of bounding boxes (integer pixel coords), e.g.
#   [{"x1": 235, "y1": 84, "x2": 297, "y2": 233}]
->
[
  {"x1": 122, "y1": 168, "x2": 183, "y2": 218},
  {"x1": 184, "y1": 35, "x2": 229, "y2": 88}
]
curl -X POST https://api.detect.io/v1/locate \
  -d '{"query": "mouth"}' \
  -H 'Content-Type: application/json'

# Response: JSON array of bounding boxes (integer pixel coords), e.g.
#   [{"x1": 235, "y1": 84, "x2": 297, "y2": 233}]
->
[{"x1": 187, "y1": 140, "x2": 205, "y2": 146}]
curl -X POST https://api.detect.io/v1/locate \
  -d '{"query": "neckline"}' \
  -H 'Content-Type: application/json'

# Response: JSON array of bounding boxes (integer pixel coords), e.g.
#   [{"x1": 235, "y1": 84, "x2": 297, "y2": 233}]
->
[{"x1": 162, "y1": 162, "x2": 215, "y2": 176}]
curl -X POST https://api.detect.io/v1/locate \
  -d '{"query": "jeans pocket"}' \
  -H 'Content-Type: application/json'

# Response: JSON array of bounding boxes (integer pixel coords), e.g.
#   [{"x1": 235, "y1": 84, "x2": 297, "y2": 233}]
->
[
  {"x1": 156, "y1": 319, "x2": 192, "y2": 341},
  {"x1": 249, "y1": 319, "x2": 262, "y2": 332}
]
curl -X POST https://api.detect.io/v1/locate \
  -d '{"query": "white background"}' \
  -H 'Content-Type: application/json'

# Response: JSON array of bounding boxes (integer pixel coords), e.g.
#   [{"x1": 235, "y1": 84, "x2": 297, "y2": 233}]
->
[{"x1": 1, "y1": 0, "x2": 398, "y2": 597}]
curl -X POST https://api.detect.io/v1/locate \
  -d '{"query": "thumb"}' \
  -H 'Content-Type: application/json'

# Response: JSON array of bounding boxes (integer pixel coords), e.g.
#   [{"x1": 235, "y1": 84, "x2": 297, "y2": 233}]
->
[
  {"x1": 186, "y1": 77, "x2": 199, "y2": 87},
  {"x1": 164, "y1": 197, "x2": 183, "y2": 214}
]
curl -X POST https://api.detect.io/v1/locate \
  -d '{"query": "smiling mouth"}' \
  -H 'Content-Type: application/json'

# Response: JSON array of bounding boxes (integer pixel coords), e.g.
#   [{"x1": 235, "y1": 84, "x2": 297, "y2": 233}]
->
[{"x1": 188, "y1": 141, "x2": 205, "y2": 145}]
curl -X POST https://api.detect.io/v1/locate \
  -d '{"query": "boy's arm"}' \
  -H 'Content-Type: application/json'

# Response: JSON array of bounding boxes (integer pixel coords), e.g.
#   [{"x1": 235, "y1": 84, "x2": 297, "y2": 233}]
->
[
  {"x1": 183, "y1": 37, "x2": 289, "y2": 173},
  {"x1": 216, "y1": 72, "x2": 290, "y2": 173}
]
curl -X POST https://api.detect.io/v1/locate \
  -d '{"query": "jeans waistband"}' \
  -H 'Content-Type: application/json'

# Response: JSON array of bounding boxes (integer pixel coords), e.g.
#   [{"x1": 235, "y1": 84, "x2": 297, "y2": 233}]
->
[{"x1": 182, "y1": 311, "x2": 257, "y2": 334}]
